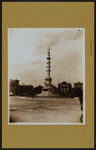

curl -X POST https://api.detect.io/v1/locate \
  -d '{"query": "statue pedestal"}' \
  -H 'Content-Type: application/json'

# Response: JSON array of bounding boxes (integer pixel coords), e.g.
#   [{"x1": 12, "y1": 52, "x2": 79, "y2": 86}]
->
[{"x1": 36, "y1": 84, "x2": 61, "y2": 97}]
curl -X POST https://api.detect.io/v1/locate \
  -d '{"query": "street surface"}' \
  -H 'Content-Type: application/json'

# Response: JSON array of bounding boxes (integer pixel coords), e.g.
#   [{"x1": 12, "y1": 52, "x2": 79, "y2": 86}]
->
[{"x1": 9, "y1": 96, "x2": 82, "y2": 124}]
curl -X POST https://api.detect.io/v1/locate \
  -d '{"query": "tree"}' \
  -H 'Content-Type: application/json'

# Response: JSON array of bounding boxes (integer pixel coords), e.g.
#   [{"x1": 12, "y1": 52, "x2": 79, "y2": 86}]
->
[{"x1": 34, "y1": 85, "x2": 43, "y2": 95}]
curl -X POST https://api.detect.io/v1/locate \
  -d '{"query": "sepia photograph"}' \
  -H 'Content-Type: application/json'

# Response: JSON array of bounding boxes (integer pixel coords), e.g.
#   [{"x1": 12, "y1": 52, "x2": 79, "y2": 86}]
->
[{"x1": 8, "y1": 28, "x2": 85, "y2": 125}]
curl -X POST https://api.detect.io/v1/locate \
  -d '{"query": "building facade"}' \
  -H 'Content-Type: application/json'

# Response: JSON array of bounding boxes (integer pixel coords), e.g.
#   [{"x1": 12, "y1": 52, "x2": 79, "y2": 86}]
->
[
  {"x1": 9, "y1": 79, "x2": 19, "y2": 95},
  {"x1": 58, "y1": 81, "x2": 72, "y2": 97},
  {"x1": 74, "y1": 81, "x2": 83, "y2": 89}
]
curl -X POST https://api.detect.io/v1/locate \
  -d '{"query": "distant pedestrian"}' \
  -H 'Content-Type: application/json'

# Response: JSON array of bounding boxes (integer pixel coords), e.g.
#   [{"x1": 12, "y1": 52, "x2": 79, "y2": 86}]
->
[{"x1": 32, "y1": 94, "x2": 34, "y2": 99}]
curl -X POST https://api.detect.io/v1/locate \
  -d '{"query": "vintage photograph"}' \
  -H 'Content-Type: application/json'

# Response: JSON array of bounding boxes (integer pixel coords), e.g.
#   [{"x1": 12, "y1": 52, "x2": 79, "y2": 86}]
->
[{"x1": 8, "y1": 28, "x2": 85, "y2": 124}]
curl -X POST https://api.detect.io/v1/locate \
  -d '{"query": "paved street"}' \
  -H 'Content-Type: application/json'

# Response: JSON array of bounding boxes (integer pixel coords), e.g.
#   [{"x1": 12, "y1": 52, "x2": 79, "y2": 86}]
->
[{"x1": 9, "y1": 96, "x2": 82, "y2": 124}]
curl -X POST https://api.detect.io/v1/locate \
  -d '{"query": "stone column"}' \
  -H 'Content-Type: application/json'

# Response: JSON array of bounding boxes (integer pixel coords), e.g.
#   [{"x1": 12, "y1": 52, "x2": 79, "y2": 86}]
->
[{"x1": 45, "y1": 47, "x2": 52, "y2": 86}]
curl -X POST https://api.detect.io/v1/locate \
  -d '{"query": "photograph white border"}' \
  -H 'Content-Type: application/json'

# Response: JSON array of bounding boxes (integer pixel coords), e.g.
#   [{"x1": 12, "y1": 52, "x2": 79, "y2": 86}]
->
[{"x1": 8, "y1": 28, "x2": 85, "y2": 125}]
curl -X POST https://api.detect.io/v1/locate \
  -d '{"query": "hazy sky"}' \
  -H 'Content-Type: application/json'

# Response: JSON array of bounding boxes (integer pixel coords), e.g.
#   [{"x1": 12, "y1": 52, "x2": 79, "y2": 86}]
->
[{"x1": 8, "y1": 28, "x2": 85, "y2": 87}]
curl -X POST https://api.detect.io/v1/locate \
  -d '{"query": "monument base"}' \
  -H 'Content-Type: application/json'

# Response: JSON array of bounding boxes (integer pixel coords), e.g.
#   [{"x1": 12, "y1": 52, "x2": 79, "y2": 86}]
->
[{"x1": 36, "y1": 84, "x2": 61, "y2": 97}]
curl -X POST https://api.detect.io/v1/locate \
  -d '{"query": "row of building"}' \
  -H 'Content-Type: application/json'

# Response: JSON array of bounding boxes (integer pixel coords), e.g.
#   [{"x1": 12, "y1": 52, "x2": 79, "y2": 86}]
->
[
  {"x1": 58, "y1": 81, "x2": 83, "y2": 97},
  {"x1": 9, "y1": 79, "x2": 83, "y2": 97}
]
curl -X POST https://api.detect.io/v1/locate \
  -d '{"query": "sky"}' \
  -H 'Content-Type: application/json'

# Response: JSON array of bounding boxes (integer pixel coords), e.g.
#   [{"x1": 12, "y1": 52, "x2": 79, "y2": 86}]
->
[{"x1": 8, "y1": 28, "x2": 85, "y2": 87}]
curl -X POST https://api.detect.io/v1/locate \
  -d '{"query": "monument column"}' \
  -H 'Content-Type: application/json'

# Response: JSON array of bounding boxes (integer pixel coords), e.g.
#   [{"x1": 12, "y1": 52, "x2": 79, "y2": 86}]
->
[
  {"x1": 36, "y1": 47, "x2": 60, "y2": 97},
  {"x1": 45, "y1": 47, "x2": 52, "y2": 86}
]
